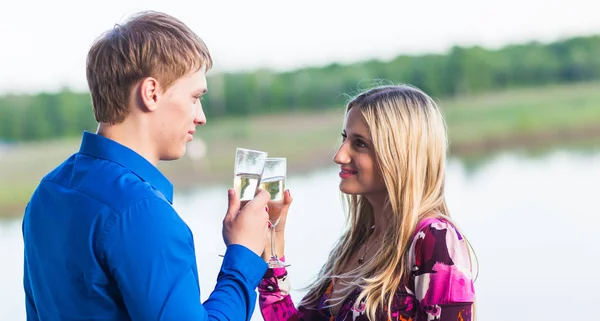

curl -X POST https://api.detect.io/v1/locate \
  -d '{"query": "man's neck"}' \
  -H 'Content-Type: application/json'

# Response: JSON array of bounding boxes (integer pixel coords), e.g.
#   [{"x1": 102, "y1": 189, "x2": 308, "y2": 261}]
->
[{"x1": 96, "y1": 122, "x2": 158, "y2": 165}]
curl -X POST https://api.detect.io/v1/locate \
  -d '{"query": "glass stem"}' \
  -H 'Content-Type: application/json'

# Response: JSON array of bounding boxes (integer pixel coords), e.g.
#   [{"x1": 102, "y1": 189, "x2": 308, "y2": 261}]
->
[{"x1": 270, "y1": 224, "x2": 277, "y2": 260}]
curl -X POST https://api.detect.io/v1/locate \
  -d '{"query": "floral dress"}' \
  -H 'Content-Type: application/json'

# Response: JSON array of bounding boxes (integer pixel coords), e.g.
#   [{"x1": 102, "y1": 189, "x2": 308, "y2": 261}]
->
[{"x1": 258, "y1": 218, "x2": 475, "y2": 320}]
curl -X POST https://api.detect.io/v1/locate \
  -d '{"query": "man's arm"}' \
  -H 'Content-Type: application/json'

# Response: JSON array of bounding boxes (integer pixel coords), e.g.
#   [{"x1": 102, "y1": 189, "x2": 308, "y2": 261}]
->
[
  {"x1": 23, "y1": 206, "x2": 40, "y2": 321},
  {"x1": 102, "y1": 197, "x2": 266, "y2": 320},
  {"x1": 23, "y1": 255, "x2": 40, "y2": 321},
  {"x1": 204, "y1": 244, "x2": 268, "y2": 320}
]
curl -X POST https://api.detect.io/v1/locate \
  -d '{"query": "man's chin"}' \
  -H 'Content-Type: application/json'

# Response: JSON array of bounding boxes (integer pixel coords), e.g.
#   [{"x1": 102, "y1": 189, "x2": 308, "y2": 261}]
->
[{"x1": 159, "y1": 149, "x2": 185, "y2": 162}]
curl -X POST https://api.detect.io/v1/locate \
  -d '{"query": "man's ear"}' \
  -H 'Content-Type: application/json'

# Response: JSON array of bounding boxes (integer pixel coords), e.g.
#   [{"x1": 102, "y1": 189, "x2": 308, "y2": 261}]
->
[{"x1": 139, "y1": 77, "x2": 160, "y2": 112}]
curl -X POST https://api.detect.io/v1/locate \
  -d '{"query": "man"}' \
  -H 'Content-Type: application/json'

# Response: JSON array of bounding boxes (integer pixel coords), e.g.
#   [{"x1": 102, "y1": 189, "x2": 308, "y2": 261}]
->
[{"x1": 22, "y1": 11, "x2": 271, "y2": 320}]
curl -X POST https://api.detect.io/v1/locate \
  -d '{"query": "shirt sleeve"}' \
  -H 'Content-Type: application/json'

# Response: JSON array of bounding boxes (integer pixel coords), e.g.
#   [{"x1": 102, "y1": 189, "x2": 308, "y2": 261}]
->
[
  {"x1": 258, "y1": 264, "x2": 299, "y2": 320},
  {"x1": 410, "y1": 219, "x2": 475, "y2": 321},
  {"x1": 23, "y1": 255, "x2": 40, "y2": 321},
  {"x1": 102, "y1": 196, "x2": 267, "y2": 321},
  {"x1": 258, "y1": 257, "x2": 328, "y2": 321},
  {"x1": 22, "y1": 208, "x2": 40, "y2": 321}
]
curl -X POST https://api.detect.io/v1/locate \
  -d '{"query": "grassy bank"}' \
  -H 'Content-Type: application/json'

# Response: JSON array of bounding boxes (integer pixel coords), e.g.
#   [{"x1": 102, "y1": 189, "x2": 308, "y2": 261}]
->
[{"x1": 2, "y1": 81, "x2": 600, "y2": 218}]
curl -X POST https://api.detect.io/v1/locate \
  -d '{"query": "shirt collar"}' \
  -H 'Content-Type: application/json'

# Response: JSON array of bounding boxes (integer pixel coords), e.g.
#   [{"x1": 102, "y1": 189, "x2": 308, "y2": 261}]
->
[{"x1": 78, "y1": 131, "x2": 174, "y2": 203}]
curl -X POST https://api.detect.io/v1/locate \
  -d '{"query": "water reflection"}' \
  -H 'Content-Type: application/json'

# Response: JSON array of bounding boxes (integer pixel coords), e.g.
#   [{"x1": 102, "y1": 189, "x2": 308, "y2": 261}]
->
[{"x1": 1, "y1": 148, "x2": 598, "y2": 321}]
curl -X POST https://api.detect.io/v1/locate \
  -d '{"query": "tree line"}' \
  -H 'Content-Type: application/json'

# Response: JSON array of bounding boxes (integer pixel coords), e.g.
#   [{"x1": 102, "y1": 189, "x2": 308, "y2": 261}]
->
[{"x1": 1, "y1": 35, "x2": 599, "y2": 142}]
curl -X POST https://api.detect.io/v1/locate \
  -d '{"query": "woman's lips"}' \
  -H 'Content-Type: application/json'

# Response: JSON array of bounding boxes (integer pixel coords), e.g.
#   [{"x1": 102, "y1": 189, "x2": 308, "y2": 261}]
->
[{"x1": 339, "y1": 168, "x2": 357, "y2": 179}]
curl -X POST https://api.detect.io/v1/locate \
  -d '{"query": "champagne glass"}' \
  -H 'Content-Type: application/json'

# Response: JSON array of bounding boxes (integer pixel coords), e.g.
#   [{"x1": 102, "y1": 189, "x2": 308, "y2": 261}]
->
[
  {"x1": 218, "y1": 148, "x2": 268, "y2": 259},
  {"x1": 259, "y1": 157, "x2": 290, "y2": 268},
  {"x1": 233, "y1": 148, "x2": 268, "y2": 201}
]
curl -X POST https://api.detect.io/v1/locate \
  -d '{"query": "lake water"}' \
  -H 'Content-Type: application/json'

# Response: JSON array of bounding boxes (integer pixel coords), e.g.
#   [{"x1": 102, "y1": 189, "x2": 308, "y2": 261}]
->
[{"x1": 1, "y1": 148, "x2": 599, "y2": 321}]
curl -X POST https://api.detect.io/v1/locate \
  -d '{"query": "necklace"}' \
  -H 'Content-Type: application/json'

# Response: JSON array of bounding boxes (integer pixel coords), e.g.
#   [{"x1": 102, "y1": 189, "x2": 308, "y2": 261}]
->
[
  {"x1": 357, "y1": 225, "x2": 377, "y2": 265},
  {"x1": 357, "y1": 241, "x2": 378, "y2": 265}
]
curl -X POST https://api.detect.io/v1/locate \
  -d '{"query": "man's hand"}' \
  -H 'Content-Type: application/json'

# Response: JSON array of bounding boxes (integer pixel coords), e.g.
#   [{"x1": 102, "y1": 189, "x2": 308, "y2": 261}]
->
[{"x1": 223, "y1": 188, "x2": 271, "y2": 256}]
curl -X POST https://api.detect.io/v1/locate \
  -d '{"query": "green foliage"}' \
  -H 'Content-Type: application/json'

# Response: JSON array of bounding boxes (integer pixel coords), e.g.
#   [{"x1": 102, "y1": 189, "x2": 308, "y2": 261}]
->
[
  {"x1": 0, "y1": 90, "x2": 97, "y2": 142},
  {"x1": 2, "y1": 35, "x2": 600, "y2": 142}
]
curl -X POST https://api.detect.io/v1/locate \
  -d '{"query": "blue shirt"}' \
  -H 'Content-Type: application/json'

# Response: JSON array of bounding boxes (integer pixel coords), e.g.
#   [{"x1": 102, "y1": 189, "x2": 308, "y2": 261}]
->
[{"x1": 22, "y1": 131, "x2": 268, "y2": 321}]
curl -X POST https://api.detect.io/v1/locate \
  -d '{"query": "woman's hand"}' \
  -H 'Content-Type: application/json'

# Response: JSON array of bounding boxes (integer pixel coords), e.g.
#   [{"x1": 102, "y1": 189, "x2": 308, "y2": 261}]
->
[{"x1": 262, "y1": 189, "x2": 293, "y2": 262}]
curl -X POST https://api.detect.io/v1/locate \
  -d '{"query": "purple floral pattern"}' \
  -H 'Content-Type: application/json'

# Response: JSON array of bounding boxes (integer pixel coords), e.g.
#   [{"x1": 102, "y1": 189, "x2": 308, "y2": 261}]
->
[{"x1": 258, "y1": 218, "x2": 475, "y2": 321}]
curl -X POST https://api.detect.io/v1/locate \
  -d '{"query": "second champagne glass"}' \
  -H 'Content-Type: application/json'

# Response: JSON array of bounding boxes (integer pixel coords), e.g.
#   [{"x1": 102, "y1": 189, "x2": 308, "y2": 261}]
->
[{"x1": 259, "y1": 157, "x2": 290, "y2": 268}]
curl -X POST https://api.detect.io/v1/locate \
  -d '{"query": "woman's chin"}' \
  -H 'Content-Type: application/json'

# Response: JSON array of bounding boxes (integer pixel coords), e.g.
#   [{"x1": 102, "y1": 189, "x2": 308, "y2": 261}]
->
[{"x1": 339, "y1": 182, "x2": 359, "y2": 195}]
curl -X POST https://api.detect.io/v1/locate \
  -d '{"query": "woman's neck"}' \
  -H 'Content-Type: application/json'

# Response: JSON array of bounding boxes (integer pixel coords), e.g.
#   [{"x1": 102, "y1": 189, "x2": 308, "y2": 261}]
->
[{"x1": 365, "y1": 193, "x2": 387, "y2": 238}]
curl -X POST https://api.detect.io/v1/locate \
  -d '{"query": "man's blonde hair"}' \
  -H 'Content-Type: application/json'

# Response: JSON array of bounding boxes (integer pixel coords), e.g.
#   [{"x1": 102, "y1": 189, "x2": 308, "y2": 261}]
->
[{"x1": 86, "y1": 11, "x2": 212, "y2": 124}]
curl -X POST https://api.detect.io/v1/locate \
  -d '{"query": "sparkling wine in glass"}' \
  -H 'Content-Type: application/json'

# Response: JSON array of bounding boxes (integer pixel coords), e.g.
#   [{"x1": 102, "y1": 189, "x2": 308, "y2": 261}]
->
[
  {"x1": 233, "y1": 148, "x2": 268, "y2": 201},
  {"x1": 260, "y1": 157, "x2": 290, "y2": 268}
]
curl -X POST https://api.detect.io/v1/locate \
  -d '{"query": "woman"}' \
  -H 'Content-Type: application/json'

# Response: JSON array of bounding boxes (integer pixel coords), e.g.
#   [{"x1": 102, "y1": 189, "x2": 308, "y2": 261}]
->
[{"x1": 260, "y1": 84, "x2": 476, "y2": 321}]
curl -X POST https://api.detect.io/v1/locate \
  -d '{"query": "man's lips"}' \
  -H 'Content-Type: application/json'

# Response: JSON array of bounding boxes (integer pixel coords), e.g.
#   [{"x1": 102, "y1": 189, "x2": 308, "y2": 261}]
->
[{"x1": 186, "y1": 130, "x2": 195, "y2": 141}]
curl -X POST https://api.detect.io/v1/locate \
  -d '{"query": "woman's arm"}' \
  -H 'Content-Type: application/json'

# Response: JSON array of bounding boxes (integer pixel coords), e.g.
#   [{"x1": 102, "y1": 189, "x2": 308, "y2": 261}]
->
[
  {"x1": 410, "y1": 218, "x2": 476, "y2": 321},
  {"x1": 259, "y1": 191, "x2": 301, "y2": 320},
  {"x1": 258, "y1": 263, "x2": 300, "y2": 321}
]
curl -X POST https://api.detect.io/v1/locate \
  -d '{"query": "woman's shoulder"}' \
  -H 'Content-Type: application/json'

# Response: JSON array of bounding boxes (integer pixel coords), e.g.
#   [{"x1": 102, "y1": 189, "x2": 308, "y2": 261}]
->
[
  {"x1": 408, "y1": 216, "x2": 476, "y2": 307},
  {"x1": 413, "y1": 216, "x2": 464, "y2": 243},
  {"x1": 409, "y1": 216, "x2": 472, "y2": 273}
]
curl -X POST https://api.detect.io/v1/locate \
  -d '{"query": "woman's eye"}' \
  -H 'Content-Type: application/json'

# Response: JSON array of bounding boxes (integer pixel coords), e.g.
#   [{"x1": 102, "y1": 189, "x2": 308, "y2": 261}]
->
[{"x1": 355, "y1": 140, "x2": 366, "y2": 148}]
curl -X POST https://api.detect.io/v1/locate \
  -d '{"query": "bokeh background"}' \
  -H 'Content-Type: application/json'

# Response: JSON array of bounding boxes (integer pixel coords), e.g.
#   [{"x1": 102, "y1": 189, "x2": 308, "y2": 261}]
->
[{"x1": 1, "y1": 1, "x2": 599, "y2": 320}]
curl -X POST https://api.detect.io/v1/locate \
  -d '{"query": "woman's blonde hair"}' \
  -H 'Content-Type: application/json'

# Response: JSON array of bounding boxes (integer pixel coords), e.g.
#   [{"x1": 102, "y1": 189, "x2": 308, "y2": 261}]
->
[{"x1": 300, "y1": 84, "x2": 475, "y2": 320}]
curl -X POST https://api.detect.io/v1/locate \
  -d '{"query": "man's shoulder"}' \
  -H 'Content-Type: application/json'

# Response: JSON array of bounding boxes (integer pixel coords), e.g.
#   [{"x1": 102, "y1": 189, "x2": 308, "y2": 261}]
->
[{"x1": 41, "y1": 152, "x2": 170, "y2": 213}]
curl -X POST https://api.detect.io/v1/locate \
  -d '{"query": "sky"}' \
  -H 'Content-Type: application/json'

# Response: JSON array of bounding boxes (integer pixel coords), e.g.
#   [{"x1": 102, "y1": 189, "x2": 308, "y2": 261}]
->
[{"x1": 0, "y1": 0, "x2": 598, "y2": 94}]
